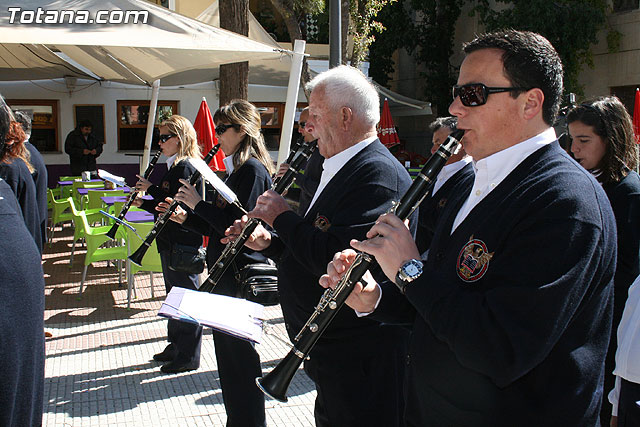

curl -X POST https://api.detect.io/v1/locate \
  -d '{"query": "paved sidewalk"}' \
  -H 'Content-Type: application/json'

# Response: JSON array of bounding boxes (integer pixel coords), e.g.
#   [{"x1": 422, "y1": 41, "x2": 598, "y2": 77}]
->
[{"x1": 43, "y1": 225, "x2": 316, "y2": 426}]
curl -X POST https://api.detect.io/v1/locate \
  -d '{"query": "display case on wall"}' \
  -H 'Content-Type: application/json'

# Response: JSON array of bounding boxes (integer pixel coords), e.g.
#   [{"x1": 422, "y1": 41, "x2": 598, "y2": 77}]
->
[
  {"x1": 117, "y1": 100, "x2": 178, "y2": 151},
  {"x1": 7, "y1": 99, "x2": 60, "y2": 153}
]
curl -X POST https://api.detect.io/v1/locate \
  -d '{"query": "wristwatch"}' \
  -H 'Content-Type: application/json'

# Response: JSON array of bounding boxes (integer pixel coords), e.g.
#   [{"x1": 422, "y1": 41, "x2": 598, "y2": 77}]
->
[{"x1": 395, "y1": 259, "x2": 423, "y2": 294}]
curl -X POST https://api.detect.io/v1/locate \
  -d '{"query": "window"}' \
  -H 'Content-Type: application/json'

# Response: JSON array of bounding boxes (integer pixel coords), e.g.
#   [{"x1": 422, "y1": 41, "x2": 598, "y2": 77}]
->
[
  {"x1": 117, "y1": 100, "x2": 178, "y2": 151},
  {"x1": 7, "y1": 99, "x2": 60, "y2": 152},
  {"x1": 613, "y1": 0, "x2": 639, "y2": 12},
  {"x1": 254, "y1": 102, "x2": 307, "y2": 152}
]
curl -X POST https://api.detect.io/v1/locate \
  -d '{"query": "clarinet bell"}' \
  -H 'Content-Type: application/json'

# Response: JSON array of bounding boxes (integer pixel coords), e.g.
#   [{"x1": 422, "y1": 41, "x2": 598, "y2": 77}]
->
[
  {"x1": 128, "y1": 245, "x2": 147, "y2": 267},
  {"x1": 105, "y1": 223, "x2": 120, "y2": 240},
  {"x1": 256, "y1": 350, "x2": 306, "y2": 403}
]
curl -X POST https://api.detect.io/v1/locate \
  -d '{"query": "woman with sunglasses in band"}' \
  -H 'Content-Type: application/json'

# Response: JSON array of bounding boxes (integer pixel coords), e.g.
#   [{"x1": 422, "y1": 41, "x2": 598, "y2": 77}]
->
[
  {"x1": 132, "y1": 115, "x2": 205, "y2": 374},
  {"x1": 567, "y1": 96, "x2": 640, "y2": 426},
  {"x1": 162, "y1": 99, "x2": 274, "y2": 426}
]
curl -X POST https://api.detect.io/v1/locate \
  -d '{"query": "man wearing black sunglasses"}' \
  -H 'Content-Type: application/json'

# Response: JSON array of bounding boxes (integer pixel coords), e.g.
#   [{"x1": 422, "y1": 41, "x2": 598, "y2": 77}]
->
[{"x1": 322, "y1": 30, "x2": 616, "y2": 426}]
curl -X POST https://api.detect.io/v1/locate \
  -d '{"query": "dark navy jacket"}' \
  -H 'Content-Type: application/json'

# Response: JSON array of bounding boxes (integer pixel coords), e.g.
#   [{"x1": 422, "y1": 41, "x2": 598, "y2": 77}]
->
[
  {"x1": 376, "y1": 141, "x2": 616, "y2": 426},
  {"x1": 140, "y1": 158, "x2": 202, "y2": 253},
  {"x1": 603, "y1": 170, "x2": 640, "y2": 329},
  {"x1": 267, "y1": 139, "x2": 416, "y2": 344},
  {"x1": 0, "y1": 178, "x2": 44, "y2": 427},
  {"x1": 416, "y1": 162, "x2": 474, "y2": 254},
  {"x1": 0, "y1": 158, "x2": 42, "y2": 253},
  {"x1": 183, "y1": 157, "x2": 272, "y2": 296},
  {"x1": 25, "y1": 142, "x2": 48, "y2": 249}
]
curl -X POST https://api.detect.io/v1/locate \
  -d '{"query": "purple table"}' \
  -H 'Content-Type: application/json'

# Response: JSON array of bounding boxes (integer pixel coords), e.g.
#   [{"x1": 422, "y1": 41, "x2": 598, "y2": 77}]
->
[
  {"x1": 101, "y1": 195, "x2": 153, "y2": 206},
  {"x1": 58, "y1": 179, "x2": 102, "y2": 186},
  {"x1": 77, "y1": 187, "x2": 131, "y2": 196},
  {"x1": 124, "y1": 210, "x2": 154, "y2": 223}
]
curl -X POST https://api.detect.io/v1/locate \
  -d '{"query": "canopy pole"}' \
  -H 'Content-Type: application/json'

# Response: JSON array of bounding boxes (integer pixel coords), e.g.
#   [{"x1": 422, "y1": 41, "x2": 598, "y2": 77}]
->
[
  {"x1": 277, "y1": 40, "x2": 306, "y2": 168},
  {"x1": 142, "y1": 79, "x2": 161, "y2": 174}
]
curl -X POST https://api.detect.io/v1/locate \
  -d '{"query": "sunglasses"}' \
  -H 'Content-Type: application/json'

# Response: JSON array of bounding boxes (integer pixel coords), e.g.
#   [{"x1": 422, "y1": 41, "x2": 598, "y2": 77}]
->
[
  {"x1": 158, "y1": 134, "x2": 176, "y2": 143},
  {"x1": 452, "y1": 83, "x2": 528, "y2": 107},
  {"x1": 215, "y1": 123, "x2": 240, "y2": 135},
  {"x1": 298, "y1": 121, "x2": 306, "y2": 129}
]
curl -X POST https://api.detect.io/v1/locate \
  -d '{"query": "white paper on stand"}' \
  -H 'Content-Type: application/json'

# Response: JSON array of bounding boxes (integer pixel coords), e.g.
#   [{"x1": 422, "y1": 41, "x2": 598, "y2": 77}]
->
[
  {"x1": 189, "y1": 157, "x2": 238, "y2": 204},
  {"x1": 158, "y1": 287, "x2": 265, "y2": 343}
]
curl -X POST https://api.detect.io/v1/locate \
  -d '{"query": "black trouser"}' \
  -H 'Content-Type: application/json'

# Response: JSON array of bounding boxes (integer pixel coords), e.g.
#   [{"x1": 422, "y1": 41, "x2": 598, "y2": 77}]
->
[
  {"x1": 160, "y1": 250, "x2": 202, "y2": 365},
  {"x1": 302, "y1": 326, "x2": 408, "y2": 427},
  {"x1": 211, "y1": 272, "x2": 266, "y2": 426},
  {"x1": 617, "y1": 378, "x2": 640, "y2": 427}
]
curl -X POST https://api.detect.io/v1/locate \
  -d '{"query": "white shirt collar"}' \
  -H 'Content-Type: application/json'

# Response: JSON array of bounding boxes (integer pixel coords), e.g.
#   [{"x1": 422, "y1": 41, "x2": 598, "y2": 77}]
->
[
  {"x1": 451, "y1": 127, "x2": 556, "y2": 232},
  {"x1": 433, "y1": 156, "x2": 472, "y2": 195},
  {"x1": 222, "y1": 154, "x2": 235, "y2": 175},
  {"x1": 322, "y1": 135, "x2": 377, "y2": 178},
  {"x1": 305, "y1": 136, "x2": 377, "y2": 216},
  {"x1": 166, "y1": 153, "x2": 177, "y2": 169}
]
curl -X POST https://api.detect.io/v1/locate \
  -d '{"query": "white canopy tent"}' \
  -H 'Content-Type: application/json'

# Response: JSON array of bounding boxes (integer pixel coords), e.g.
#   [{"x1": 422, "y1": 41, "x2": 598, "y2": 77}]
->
[{"x1": 0, "y1": 0, "x2": 304, "y2": 168}]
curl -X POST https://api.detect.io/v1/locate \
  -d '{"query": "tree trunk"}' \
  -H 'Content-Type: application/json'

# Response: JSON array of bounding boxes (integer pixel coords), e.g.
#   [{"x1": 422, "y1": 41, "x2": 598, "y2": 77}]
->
[{"x1": 219, "y1": 0, "x2": 249, "y2": 105}]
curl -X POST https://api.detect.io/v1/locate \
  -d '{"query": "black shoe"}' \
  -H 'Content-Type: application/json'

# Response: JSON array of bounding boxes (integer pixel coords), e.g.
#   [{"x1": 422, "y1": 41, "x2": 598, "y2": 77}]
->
[
  {"x1": 153, "y1": 344, "x2": 177, "y2": 362},
  {"x1": 160, "y1": 360, "x2": 199, "y2": 374}
]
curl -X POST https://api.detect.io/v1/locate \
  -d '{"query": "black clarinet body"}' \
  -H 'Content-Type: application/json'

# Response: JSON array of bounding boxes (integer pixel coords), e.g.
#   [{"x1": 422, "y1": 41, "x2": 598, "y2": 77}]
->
[
  {"x1": 198, "y1": 139, "x2": 318, "y2": 293},
  {"x1": 256, "y1": 130, "x2": 465, "y2": 402},
  {"x1": 106, "y1": 150, "x2": 162, "y2": 240},
  {"x1": 128, "y1": 144, "x2": 221, "y2": 266}
]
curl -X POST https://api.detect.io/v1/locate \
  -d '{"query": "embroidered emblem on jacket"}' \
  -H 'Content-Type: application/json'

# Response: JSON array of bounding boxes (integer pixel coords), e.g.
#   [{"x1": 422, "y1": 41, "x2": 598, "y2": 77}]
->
[
  {"x1": 162, "y1": 181, "x2": 170, "y2": 192},
  {"x1": 313, "y1": 214, "x2": 331, "y2": 232},
  {"x1": 456, "y1": 235, "x2": 494, "y2": 282},
  {"x1": 437, "y1": 198, "x2": 447, "y2": 208}
]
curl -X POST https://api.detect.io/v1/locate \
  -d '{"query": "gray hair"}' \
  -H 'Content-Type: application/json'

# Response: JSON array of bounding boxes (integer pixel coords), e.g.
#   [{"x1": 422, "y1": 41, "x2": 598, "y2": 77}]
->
[
  {"x1": 14, "y1": 110, "x2": 31, "y2": 139},
  {"x1": 306, "y1": 65, "x2": 380, "y2": 128},
  {"x1": 429, "y1": 116, "x2": 457, "y2": 133}
]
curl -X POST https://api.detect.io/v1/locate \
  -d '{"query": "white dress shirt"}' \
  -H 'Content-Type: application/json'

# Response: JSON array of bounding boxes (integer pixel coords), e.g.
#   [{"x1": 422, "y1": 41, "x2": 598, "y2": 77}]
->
[
  {"x1": 166, "y1": 153, "x2": 177, "y2": 169},
  {"x1": 305, "y1": 135, "x2": 377, "y2": 216},
  {"x1": 608, "y1": 275, "x2": 640, "y2": 415},
  {"x1": 451, "y1": 127, "x2": 556, "y2": 233},
  {"x1": 222, "y1": 154, "x2": 235, "y2": 176},
  {"x1": 432, "y1": 157, "x2": 473, "y2": 195}
]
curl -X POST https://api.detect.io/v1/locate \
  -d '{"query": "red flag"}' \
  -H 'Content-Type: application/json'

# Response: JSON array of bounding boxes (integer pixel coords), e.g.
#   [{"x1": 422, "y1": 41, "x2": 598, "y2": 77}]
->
[
  {"x1": 633, "y1": 88, "x2": 640, "y2": 144},
  {"x1": 377, "y1": 98, "x2": 401, "y2": 149},
  {"x1": 194, "y1": 97, "x2": 226, "y2": 171}
]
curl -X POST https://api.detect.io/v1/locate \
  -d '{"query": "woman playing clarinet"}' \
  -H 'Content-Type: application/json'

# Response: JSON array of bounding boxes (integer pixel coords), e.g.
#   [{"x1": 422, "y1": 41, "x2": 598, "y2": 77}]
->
[
  {"x1": 162, "y1": 100, "x2": 275, "y2": 426},
  {"x1": 132, "y1": 115, "x2": 204, "y2": 374}
]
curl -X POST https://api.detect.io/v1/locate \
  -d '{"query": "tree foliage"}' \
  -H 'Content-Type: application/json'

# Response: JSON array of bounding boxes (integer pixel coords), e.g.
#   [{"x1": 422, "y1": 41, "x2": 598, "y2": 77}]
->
[
  {"x1": 369, "y1": 0, "x2": 464, "y2": 115},
  {"x1": 472, "y1": 0, "x2": 613, "y2": 96},
  {"x1": 349, "y1": 0, "x2": 397, "y2": 68},
  {"x1": 370, "y1": 0, "x2": 616, "y2": 114}
]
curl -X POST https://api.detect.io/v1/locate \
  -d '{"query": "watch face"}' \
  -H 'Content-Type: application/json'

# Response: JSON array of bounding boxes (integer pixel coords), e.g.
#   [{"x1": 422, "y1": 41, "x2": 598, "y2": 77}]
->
[
  {"x1": 402, "y1": 259, "x2": 423, "y2": 280},
  {"x1": 405, "y1": 263, "x2": 420, "y2": 276}
]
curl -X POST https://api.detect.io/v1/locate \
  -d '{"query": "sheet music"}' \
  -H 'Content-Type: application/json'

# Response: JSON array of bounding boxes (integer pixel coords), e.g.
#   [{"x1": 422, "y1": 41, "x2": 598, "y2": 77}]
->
[{"x1": 158, "y1": 287, "x2": 265, "y2": 343}]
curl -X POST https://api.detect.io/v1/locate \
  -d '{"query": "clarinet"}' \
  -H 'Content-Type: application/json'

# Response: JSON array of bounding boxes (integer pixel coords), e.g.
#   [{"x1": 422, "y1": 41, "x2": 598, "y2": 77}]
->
[
  {"x1": 128, "y1": 144, "x2": 222, "y2": 266},
  {"x1": 256, "y1": 129, "x2": 465, "y2": 402},
  {"x1": 106, "y1": 150, "x2": 162, "y2": 240},
  {"x1": 198, "y1": 139, "x2": 318, "y2": 293}
]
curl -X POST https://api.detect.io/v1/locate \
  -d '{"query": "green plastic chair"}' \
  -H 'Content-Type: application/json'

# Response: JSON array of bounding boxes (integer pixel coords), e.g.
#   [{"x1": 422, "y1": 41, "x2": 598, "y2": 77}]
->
[
  {"x1": 72, "y1": 180, "x2": 104, "y2": 208},
  {"x1": 47, "y1": 189, "x2": 74, "y2": 245},
  {"x1": 59, "y1": 175, "x2": 81, "y2": 182},
  {"x1": 68, "y1": 198, "x2": 128, "y2": 293},
  {"x1": 67, "y1": 197, "x2": 121, "y2": 267},
  {"x1": 125, "y1": 221, "x2": 163, "y2": 308}
]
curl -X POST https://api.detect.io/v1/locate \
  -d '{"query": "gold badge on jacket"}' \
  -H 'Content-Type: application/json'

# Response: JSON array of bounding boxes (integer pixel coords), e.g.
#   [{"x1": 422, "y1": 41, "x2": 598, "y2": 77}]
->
[
  {"x1": 456, "y1": 235, "x2": 494, "y2": 282},
  {"x1": 162, "y1": 181, "x2": 170, "y2": 192},
  {"x1": 313, "y1": 214, "x2": 331, "y2": 232}
]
